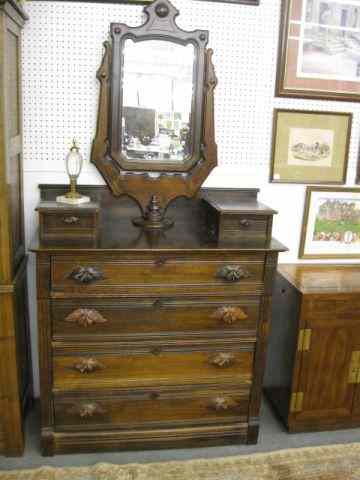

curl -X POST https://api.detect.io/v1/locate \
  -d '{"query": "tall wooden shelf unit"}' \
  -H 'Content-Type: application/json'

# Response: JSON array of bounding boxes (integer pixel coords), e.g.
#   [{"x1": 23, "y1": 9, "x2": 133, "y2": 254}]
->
[{"x1": 0, "y1": 0, "x2": 32, "y2": 456}]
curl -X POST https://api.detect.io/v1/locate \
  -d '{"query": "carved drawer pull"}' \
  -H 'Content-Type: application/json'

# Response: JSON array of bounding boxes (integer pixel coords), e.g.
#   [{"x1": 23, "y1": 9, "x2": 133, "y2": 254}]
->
[
  {"x1": 68, "y1": 402, "x2": 106, "y2": 418},
  {"x1": 150, "y1": 346, "x2": 162, "y2": 356},
  {"x1": 239, "y1": 219, "x2": 250, "y2": 228},
  {"x1": 72, "y1": 358, "x2": 105, "y2": 374},
  {"x1": 63, "y1": 216, "x2": 80, "y2": 224},
  {"x1": 209, "y1": 352, "x2": 235, "y2": 368},
  {"x1": 154, "y1": 257, "x2": 167, "y2": 267},
  {"x1": 208, "y1": 397, "x2": 238, "y2": 412},
  {"x1": 64, "y1": 308, "x2": 108, "y2": 328},
  {"x1": 216, "y1": 266, "x2": 250, "y2": 283},
  {"x1": 68, "y1": 266, "x2": 105, "y2": 284},
  {"x1": 212, "y1": 306, "x2": 248, "y2": 324}
]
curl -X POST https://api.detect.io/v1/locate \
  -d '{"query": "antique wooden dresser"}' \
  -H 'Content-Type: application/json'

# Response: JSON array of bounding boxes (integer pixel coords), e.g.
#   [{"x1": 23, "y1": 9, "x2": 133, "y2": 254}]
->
[
  {"x1": 32, "y1": 185, "x2": 286, "y2": 455},
  {"x1": 265, "y1": 264, "x2": 360, "y2": 433},
  {"x1": 0, "y1": 0, "x2": 33, "y2": 457},
  {"x1": 31, "y1": 0, "x2": 286, "y2": 455}
]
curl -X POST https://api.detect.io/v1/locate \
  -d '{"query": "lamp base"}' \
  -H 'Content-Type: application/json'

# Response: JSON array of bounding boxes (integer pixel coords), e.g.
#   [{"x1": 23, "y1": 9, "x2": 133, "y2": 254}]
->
[{"x1": 56, "y1": 195, "x2": 90, "y2": 205}]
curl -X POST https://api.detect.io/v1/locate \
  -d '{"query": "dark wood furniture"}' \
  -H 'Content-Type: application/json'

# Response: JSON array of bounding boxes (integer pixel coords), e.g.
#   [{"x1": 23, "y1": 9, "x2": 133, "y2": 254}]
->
[
  {"x1": 31, "y1": 184, "x2": 286, "y2": 455},
  {"x1": 265, "y1": 263, "x2": 360, "y2": 433},
  {"x1": 0, "y1": 0, "x2": 33, "y2": 457},
  {"x1": 91, "y1": 0, "x2": 218, "y2": 229},
  {"x1": 36, "y1": 202, "x2": 100, "y2": 242}
]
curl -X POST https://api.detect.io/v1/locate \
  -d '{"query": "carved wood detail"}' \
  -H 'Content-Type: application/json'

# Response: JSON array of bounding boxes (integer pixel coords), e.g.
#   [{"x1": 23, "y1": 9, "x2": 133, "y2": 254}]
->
[
  {"x1": 208, "y1": 397, "x2": 238, "y2": 412},
  {"x1": 216, "y1": 266, "x2": 250, "y2": 283},
  {"x1": 212, "y1": 306, "x2": 248, "y2": 324},
  {"x1": 63, "y1": 216, "x2": 79, "y2": 224},
  {"x1": 68, "y1": 402, "x2": 106, "y2": 418},
  {"x1": 209, "y1": 353, "x2": 236, "y2": 368},
  {"x1": 64, "y1": 309, "x2": 108, "y2": 328},
  {"x1": 72, "y1": 358, "x2": 105, "y2": 374},
  {"x1": 68, "y1": 266, "x2": 104, "y2": 284}
]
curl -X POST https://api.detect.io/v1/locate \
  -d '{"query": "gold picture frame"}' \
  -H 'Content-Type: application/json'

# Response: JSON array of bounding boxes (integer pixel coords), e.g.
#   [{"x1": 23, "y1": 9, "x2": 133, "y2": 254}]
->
[
  {"x1": 270, "y1": 109, "x2": 351, "y2": 184},
  {"x1": 277, "y1": 0, "x2": 360, "y2": 101},
  {"x1": 299, "y1": 186, "x2": 360, "y2": 259}
]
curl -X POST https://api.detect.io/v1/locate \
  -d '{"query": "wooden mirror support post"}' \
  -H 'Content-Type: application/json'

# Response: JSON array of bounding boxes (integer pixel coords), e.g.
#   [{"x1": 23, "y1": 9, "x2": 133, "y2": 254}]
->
[{"x1": 91, "y1": 0, "x2": 218, "y2": 230}]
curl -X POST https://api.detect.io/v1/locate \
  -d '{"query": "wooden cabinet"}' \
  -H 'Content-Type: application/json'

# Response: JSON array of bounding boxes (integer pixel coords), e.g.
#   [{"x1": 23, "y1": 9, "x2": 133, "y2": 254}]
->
[
  {"x1": 0, "y1": 1, "x2": 32, "y2": 457},
  {"x1": 264, "y1": 264, "x2": 360, "y2": 433},
  {"x1": 32, "y1": 185, "x2": 285, "y2": 455}
]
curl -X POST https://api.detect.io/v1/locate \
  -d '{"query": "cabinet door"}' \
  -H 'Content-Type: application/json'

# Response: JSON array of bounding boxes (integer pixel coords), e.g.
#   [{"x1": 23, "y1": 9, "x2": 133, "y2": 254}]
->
[
  {"x1": 291, "y1": 295, "x2": 360, "y2": 427},
  {"x1": 0, "y1": 13, "x2": 25, "y2": 282},
  {"x1": 5, "y1": 16, "x2": 25, "y2": 275}
]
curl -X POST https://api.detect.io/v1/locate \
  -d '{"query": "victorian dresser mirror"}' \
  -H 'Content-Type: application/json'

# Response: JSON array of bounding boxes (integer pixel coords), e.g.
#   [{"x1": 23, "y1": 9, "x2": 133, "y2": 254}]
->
[
  {"x1": 33, "y1": 0, "x2": 286, "y2": 455},
  {"x1": 91, "y1": 0, "x2": 217, "y2": 229}
]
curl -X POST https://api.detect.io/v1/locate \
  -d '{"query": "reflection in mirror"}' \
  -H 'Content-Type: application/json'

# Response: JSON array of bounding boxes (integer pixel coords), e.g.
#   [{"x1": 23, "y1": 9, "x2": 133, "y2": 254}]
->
[{"x1": 121, "y1": 39, "x2": 195, "y2": 164}]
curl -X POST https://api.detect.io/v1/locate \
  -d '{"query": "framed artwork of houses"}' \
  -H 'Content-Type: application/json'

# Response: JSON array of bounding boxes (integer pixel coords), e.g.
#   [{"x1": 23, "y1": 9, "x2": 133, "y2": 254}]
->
[
  {"x1": 270, "y1": 109, "x2": 351, "y2": 184},
  {"x1": 277, "y1": 0, "x2": 360, "y2": 101},
  {"x1": 299, "y1": 186, "x2": 360, "y2": 259}
]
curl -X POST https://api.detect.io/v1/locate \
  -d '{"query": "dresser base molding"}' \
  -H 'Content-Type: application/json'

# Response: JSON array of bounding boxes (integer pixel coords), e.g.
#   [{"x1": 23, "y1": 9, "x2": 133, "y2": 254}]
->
[{"x1": 41, "y1": 424, "x2": 249, "y2": 456}]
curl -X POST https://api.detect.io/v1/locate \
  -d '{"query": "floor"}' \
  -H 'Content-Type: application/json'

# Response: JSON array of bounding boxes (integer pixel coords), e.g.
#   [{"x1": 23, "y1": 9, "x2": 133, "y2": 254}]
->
[{"x1": 1, "y1": 399, "x2": 360, "y2": 471}]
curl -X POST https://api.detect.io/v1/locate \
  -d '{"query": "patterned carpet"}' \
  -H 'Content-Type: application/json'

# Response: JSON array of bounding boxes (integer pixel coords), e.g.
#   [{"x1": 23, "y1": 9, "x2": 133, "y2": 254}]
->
[{"x1": 1, "y1": 443, "x2": 360, "y2": 479}]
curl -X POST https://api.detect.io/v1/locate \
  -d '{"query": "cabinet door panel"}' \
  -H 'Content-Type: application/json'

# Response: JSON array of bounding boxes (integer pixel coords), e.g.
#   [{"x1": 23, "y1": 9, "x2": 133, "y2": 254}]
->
[
  {"x1": 4, "y1": 19, "x2": 25, "y2": 275},
  {"x1": 294, "y1": 326, "x2": 356, "y2": 422}
]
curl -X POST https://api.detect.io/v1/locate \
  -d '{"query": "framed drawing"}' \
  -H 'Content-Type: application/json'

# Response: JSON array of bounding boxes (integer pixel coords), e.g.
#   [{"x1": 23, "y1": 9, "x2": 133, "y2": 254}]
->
[
  {"x1": 277, "y1": 0, "x2": 360, "y2": 101},
  {"x1": 270, "y1": 109, "x2": 351, "y2": 184},
  {"x1": 299, "y1": 186, "x2": 360, "y2": 259}
]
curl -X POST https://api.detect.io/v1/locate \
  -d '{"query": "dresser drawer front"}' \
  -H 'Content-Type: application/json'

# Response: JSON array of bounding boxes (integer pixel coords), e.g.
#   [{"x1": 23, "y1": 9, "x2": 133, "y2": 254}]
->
[
  {"x1": 53, "y1": 346, "x2": 254, "y2": 392},
  {"x1": 51, "y1": 297, "x2": 260, "y2": 340},
  {"x1": 54, "y1": 386, "x2": 250, "y2": 432},
  {"x1": 220, "y1": 215, "x2": 269, "y2": 242},
  {"x1": 51, "y1": 253, "x2": 264, "y2": 295}
]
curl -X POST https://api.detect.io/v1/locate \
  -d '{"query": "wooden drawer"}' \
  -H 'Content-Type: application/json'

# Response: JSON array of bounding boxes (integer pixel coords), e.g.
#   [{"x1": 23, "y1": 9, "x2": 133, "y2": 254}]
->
[
  {"x1": 54, "y1": 385, "x2": 250, "y2": 432},
  {"x1": 37, "y1": 202, "x2": 100, "y2": 242},
  {"x1": 51, "y1": 296, "x2": 260, "y2": 341},
  {"x1": 220, "y1": 215, "x2": 270, "y2": 242},
  {"x1": 53, "y1": 344, "x2": 254, "y2": 392},
  {"x1": 50, "y1": 253, "x2": 265, "y2": 296},
  {"x1": 43, "y1": 212, "x2": 96, "y2": 230}
]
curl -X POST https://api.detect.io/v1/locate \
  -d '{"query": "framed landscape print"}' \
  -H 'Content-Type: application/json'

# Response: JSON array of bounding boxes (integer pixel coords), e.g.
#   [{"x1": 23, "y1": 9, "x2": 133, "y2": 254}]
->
[
  {"x1": 270, "y1": 109, "x2": 351, "y2": 184},
  {"x1": 299, "y1": 186, "x2": 360, "y2": 259},
  {"x1": 277, "y1": 0, "x2": 360, "y2": 101}
]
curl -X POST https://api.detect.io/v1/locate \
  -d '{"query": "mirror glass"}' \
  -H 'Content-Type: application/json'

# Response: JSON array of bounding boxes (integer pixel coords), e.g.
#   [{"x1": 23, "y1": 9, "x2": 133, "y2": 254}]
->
[{"x1": 121, "y1": 39, "x2": 195, "y2": 165}]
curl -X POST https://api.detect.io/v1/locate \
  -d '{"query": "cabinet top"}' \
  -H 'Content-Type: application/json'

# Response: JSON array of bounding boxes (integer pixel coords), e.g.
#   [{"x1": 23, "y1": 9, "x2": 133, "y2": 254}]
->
[{"x1": 279, "y1": 263, "x2": 360, "y2": 294}]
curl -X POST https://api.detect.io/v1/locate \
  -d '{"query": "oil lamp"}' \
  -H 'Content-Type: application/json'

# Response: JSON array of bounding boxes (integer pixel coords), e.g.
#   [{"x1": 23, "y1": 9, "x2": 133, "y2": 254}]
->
[{"x1": 56, "y1": 139, "x2": 90, "y2": 205}]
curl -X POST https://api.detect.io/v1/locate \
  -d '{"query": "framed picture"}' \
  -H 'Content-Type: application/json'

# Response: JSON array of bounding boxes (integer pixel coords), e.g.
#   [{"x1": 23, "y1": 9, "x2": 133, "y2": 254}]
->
[
  {"x1": 299, "y1": 186, "x2": 360, "y2": 259},
  {"x1": 27, "y1": 0, "x2": 151, "y2": 3},
  {"x1": 195, "y1": 0, "x2": 259, "y2": 4},
  {"x1": 277, "y1": 0, "x2": 360, "y2": 101},
  {"x1": 270, "y1": 109, "x2": 351, "y2": 184}
]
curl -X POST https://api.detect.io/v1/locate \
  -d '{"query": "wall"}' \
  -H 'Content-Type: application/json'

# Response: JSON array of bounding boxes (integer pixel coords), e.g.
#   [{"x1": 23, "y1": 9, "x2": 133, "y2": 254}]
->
[{"x1": 21, "y1": 0, "x2": 360, "y2": 395}]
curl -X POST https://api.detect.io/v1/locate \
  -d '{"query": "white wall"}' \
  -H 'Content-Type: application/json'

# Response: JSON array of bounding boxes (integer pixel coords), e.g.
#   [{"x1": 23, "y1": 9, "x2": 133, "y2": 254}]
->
[{"x1": 21, "y1": 0, "x2": 360, "y2": 395}]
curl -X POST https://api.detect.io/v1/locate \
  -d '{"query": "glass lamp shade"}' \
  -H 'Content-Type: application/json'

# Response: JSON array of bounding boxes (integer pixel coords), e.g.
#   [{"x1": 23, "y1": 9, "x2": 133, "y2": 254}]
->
[{"x1": 66, "y1": 140, "x2": 83, "y2": 178}]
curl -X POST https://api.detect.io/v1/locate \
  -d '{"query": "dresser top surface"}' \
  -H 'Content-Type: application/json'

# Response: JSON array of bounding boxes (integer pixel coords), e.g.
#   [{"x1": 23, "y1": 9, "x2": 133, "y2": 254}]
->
[
  {"x1": 279, "y1": 263, "x2": 360, "y2": 294},
  {"x1": 31, "y1": 185, "x2": 287, "y2": 254},
  {"x1": 31, "y1": 223, "x2": 286, "y2": 253}
]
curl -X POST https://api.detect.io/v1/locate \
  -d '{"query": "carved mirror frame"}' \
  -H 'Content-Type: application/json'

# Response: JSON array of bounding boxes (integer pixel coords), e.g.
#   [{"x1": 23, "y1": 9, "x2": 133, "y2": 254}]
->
[{"x1": 91, "y1": 0, "x2": 217, "y2": 228}]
